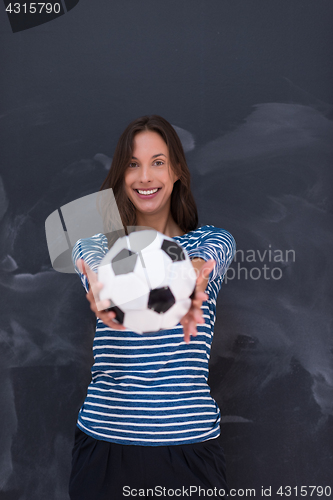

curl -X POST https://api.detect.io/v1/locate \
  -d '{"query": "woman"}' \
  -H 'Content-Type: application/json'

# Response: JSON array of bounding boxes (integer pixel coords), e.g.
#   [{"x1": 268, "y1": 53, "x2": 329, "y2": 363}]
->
[{"x1": 69, "y1": 115, "x2": 236, "y2": 499}]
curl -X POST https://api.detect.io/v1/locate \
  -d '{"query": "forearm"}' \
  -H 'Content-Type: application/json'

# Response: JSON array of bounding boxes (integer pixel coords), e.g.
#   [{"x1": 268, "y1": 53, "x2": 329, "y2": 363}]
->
[{"x1": 191, "y1": 258, "x2": 211, "y2": 293}]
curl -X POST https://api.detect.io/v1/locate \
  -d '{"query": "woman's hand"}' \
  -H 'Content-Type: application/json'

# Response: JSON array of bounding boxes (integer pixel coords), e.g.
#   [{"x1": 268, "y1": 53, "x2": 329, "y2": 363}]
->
[
  {"x1": 76, "y1": 258, "x2": 127, "y2": 330},
  {"x1": 180, "y1": 259, "x2": 216, "y2": 344},
  {"x1": 76, "y1": 257, "x2": 215, "y2": 339}
]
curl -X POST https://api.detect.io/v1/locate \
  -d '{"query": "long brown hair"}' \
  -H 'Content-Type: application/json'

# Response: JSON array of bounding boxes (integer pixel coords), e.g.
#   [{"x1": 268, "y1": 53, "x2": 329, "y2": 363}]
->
[{"x1": 100, "y1": 115, "x2": 198, "y2": 237}]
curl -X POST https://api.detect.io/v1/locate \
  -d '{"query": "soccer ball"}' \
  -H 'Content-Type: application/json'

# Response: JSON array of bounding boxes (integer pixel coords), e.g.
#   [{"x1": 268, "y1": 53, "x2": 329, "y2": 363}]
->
[{"x1": 98, "y1": 229, "x2": 197, "y2": 334}]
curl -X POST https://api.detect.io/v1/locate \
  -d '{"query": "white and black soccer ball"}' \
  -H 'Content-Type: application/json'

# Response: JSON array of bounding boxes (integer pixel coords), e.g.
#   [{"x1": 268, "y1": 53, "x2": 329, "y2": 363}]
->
[{"x1": 98, "y1": 229, "x2": 197, "y2": 334}]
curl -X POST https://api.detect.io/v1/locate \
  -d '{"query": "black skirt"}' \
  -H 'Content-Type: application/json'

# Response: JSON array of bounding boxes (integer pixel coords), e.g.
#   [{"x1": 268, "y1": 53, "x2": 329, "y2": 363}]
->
[{"x1": 69, "y1": 427, "x2": 229, "y2": 500}]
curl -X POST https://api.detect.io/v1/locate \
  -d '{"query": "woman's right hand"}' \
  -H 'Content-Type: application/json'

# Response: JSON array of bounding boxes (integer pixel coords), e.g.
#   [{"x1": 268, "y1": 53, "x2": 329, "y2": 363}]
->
[{"x1": 76, "y1": 258, "x2": 127, "y2": 330}]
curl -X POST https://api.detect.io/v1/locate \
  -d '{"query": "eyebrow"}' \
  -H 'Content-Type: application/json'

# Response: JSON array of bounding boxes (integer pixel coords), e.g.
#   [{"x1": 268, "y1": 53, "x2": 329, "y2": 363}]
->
[{"x1": 131, "y1": 153, "x2": 167, "y2": 160}]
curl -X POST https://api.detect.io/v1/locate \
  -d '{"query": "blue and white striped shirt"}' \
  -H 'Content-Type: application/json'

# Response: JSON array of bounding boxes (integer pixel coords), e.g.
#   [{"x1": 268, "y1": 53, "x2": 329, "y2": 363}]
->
[{"x1": 72, "y1": 225, "x2": 236, "y2": 446}]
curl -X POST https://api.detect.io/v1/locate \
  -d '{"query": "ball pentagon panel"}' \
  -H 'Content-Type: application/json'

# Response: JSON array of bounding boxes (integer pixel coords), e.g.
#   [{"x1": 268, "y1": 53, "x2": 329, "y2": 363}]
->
[
  {"x1": 161, "y1": 238, "x2": 186, "y2": 262},
  {"x1": 111, "y1": 248, "x2": 137, "y2": 275},
  {"x1": 105, "y1": 302, "x2": 125, "y2": 325},
  {"x1": 148, "y1": 286, "x2": 175, "y2": 314},
  {"x1": 100, "y1": 235, "x2": 130, "y2": 266}
]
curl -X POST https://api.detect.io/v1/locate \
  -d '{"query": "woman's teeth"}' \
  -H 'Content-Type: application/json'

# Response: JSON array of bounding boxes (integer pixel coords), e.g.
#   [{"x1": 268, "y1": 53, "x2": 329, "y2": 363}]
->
[{"x1": 136, "y1": 188, "x2": 159, "y2": 195}]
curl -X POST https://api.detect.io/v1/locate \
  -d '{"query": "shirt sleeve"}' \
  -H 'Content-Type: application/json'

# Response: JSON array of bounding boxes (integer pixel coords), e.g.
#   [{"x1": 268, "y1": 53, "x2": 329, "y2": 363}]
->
[
  {"x1": 71, "y1": 233, "x2": 109, "y2": 293},
  {"x1": 186, "y1": 225, "x2": 236, "y2": 284}
]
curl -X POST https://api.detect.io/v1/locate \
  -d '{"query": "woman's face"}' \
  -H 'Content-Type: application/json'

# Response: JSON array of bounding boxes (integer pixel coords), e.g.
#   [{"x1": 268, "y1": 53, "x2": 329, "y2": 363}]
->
[{"x1": 124, "y1": 130, "x2": 179, "y2": 220}]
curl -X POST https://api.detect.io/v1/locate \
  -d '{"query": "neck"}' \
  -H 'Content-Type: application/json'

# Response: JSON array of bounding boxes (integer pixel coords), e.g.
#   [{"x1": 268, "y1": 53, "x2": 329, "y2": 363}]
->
[{"x1": 135, "y1": 208, "x2": 183, "y2": 238}]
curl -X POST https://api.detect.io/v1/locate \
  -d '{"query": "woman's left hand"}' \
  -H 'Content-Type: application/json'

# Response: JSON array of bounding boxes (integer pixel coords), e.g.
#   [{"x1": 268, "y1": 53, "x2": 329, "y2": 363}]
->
[{"x1": 180, "y1": 259, "x2": 216, "y2": 344}]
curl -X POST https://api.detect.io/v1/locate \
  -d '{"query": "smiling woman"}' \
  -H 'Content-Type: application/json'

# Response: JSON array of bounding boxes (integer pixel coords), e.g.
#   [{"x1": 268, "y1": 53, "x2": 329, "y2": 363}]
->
[
  {"x1": 123, "y1": 130, "x2": 181, "y2": 234},
  {"x1": 99, "y1": 115, "x2": 198, "y2": 238},
  {"x1": 68, "y1": 115, "x2": 236, "y2": 500}
]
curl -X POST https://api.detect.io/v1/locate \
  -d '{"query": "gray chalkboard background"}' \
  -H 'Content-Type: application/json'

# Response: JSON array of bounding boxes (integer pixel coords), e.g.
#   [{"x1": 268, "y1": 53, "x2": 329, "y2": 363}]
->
[{"x1": 0, "y1": 1, "x2": 332, "y2": 499}]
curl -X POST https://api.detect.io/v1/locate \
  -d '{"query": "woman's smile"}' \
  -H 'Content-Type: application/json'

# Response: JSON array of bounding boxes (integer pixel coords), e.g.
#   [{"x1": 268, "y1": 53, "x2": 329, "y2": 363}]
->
[
  {"x1": 124, "y1": 130, "x2": 179, "y2": 219},
  {"x1": 134, "y1": 187, "x2": 162, "y2": 198}
]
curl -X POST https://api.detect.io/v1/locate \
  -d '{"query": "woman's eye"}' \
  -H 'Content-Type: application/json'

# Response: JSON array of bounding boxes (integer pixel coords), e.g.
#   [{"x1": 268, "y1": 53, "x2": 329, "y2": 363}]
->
[{"x1": 128, "y1": 161, "x2": 164, "y2": 168}]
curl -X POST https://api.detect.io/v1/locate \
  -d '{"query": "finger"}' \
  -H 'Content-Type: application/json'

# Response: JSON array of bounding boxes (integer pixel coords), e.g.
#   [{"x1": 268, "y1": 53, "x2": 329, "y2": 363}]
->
[
  {"x1": 107, "y1": 320, "x2": 126, "y2": 330},
  {"x1": 86, "y1": 288, "x2": 100, "y2": 310},
  {"x1": 89, "y1": 278, "x2": 103, "y2": 305},
  {"x1": 90, "y1": 282, "x2": 103, "y2": 302},
  {"x1": 85, "y1": 266, "x2": 98, "y2": 285},
  {"x1": 180, "y1": 316, "x2": 190, "y2": 343},
  {"x1": 197, "y1": 291, "x2": 209, "y2": 301},
  {"x1": 189, "y1": 316, "x2": 198, "y2": 335},
  {"x1": 192, "y1": 291, "x2": 208, "y2": 306},
  {"x1": 86, "y1": 293, "x2": 108, "y2": 316},
  {"x1": 84, "y1": 286, "x2": 126, "y2": 330},
  {"x1": 99, "y1": 314, "x2": 127, "y2": 330},
  {"x1": 96, "y1": 299, "x2": 112, "y2": 311},
  {"x1": 90, "y1": 281, "x2": 103, "y2": 292},
  {"x1": 183, "y1": 317, "x2": 197, "y2": 344},
  {"x1": 86, "y1": 288, "x2": 94, "y2": 304},
  {"x1": 194, "y1": 308, "x2": 205, "y2": 323},
  {"x1": 100, "y1": 309, "x2": 117, "y2": 321},
  {"x1": 90, "y1": 283, "x2": 103, "y2": 301},
  {"x1": 186, "y1": 300, "x2": 204, "y2": 322},
  {"x1": 76, "y1": 259, "x2": 98, "y2": 289},
  {"x1": 191, "y1": 297, "x2": 208, "y2": 312}
]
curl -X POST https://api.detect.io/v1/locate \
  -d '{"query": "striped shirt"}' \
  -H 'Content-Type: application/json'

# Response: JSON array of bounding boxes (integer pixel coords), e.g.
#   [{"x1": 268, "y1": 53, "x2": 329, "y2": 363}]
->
[{"x1": 72, "y1": 225, "x2": 236, "y2": 446}]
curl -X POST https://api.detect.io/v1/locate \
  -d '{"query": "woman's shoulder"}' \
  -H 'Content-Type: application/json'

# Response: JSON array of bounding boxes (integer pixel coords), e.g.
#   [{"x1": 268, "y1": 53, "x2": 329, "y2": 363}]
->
[
  {"x1": 175, "y1": 225, "x2": 236, "y2": 261},
  {"x1": 73, "y1": 232, "x2": 108, "y2": 248},
  {"x1": 72, "y1": 233, "x2": 109, "y2": 262},
  {"x1": 178, "y1": 224, "x2": 235, "y2": 243},
  {"x1": 200, "y1": 224, "x2": 235, "y2": 242}
]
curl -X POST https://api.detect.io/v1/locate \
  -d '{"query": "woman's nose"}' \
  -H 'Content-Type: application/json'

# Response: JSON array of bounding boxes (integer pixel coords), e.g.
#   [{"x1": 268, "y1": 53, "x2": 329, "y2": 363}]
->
[{"x1": 138, "y1": 165, "x2": 153, "y2": 182}]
